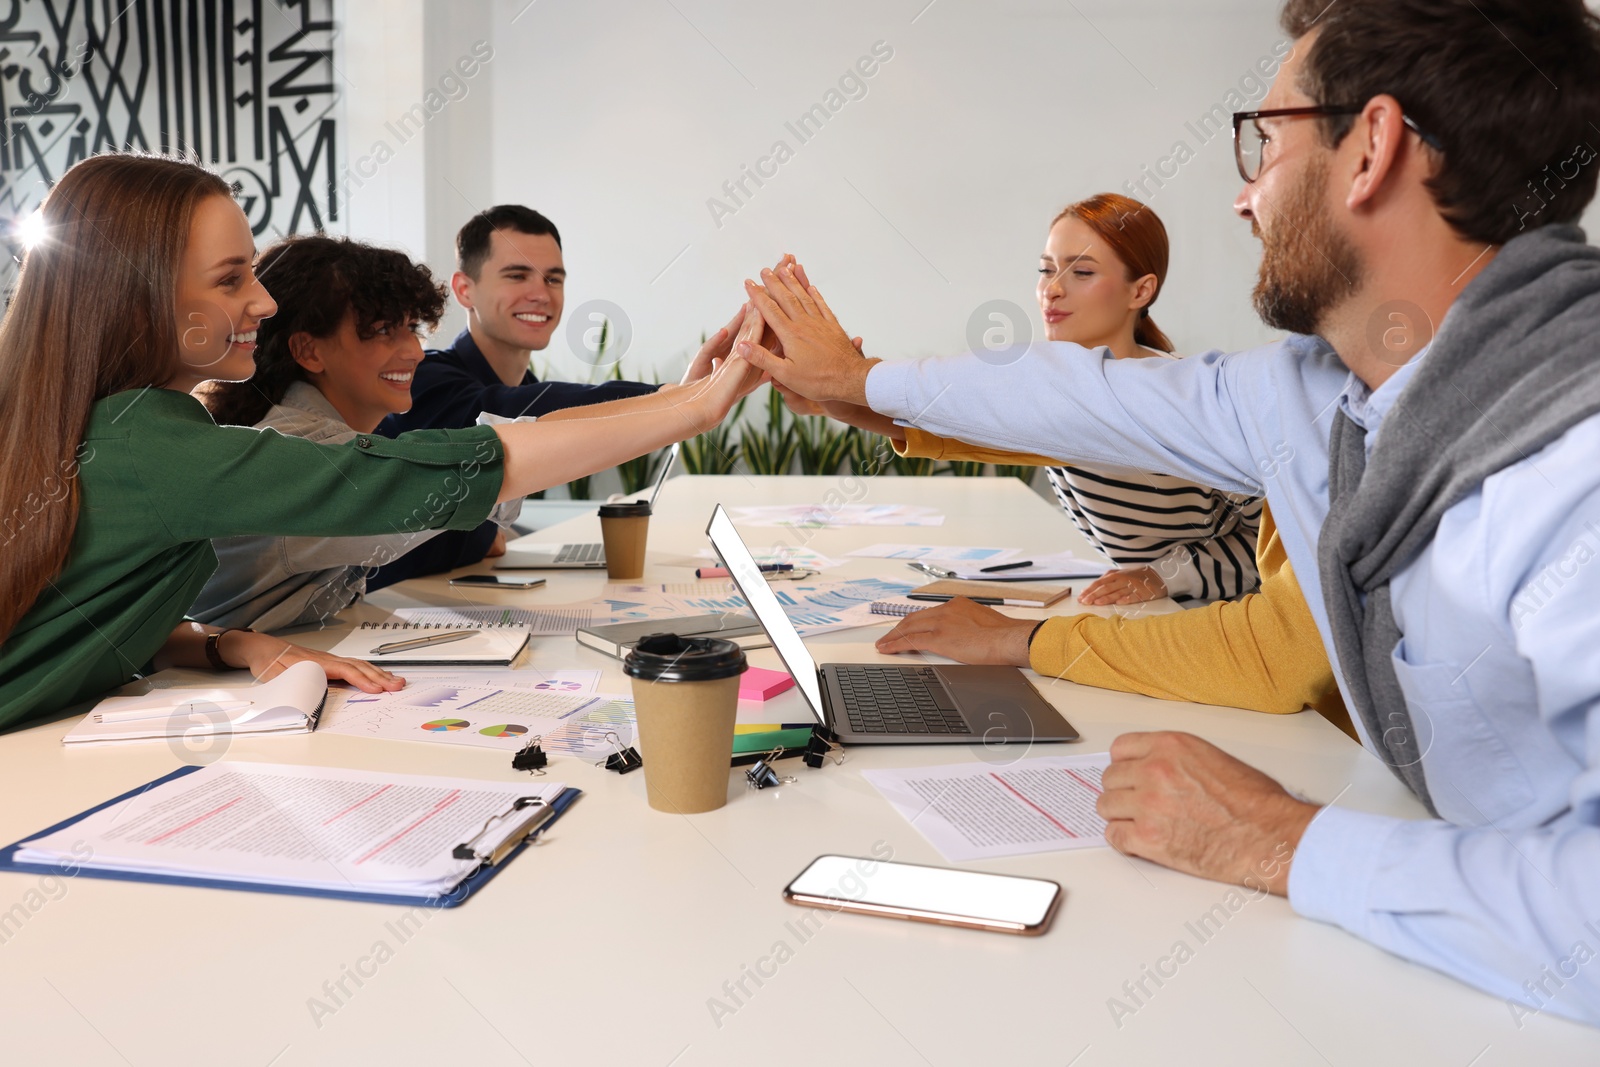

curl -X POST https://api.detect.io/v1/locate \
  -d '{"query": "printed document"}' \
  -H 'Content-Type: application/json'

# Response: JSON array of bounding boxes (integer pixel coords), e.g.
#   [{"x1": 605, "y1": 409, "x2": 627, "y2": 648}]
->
[
  {"x1": 864, "y1": 754, "x2": 1111, "y2": 861},
  {"x1": 14, "y1": 762, "x2": 566, "y2": 896}
]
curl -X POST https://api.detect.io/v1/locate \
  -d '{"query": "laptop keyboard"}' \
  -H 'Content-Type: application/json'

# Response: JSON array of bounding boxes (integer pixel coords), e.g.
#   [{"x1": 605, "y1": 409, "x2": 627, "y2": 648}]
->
[
  {"x1": 552, "y1": 542, "x2": 604, "y2": 564},
  {"x1": 834, "y1": 666, "x2": 972, "y2": 735}
]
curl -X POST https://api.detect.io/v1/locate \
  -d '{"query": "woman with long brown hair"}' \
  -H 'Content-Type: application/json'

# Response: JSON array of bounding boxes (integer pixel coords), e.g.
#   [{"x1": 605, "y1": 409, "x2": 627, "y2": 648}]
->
[{"x1": 0, "y1": 153, "x2": 763, "y2": 728}]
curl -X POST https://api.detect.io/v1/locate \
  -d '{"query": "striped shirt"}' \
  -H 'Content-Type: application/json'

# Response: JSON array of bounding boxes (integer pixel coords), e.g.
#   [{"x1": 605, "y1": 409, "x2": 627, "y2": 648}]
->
[
  {"x1": 1043, "y1": 348, "x2": 1262, "y2": 602},
  {"x1": 1045, "y1": 464, "x2": 1262, "y2": 601}
]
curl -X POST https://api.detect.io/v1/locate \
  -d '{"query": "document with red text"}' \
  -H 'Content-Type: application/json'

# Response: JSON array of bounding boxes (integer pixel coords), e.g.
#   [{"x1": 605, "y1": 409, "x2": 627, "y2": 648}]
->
[
  {"x1": 864, "y1": 753, "x2": 1111, "y2": 861},
  {"x1": 12, "y1": 762, "x2": 566, "y2": 897}
]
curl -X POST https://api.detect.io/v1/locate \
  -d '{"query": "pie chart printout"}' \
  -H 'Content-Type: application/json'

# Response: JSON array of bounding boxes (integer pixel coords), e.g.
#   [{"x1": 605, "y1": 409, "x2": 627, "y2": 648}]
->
[
  {"x1": 421, "y1": 719, "x2": 470, "y2": 732},
  {"x1": 478, "y1": 723, "x2": 529, "y2": 738}
]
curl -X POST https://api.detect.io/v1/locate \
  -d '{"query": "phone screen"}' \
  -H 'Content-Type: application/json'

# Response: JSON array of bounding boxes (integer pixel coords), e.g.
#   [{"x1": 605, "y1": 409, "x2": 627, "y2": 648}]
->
[{"x1": 785, "y1": 855, "x2": 1061, "y2": 934}]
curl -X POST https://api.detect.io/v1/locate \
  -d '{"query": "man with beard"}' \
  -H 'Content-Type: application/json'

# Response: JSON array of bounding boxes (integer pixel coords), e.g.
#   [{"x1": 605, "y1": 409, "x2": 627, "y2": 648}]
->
[{"x1": 734, "y1": 0, "x2": 1600, "y2": 1026}]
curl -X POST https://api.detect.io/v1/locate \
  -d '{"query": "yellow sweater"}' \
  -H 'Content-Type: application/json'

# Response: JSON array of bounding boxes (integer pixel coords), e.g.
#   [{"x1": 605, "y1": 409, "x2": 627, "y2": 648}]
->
[{"x1": 899, "y1": 429, "x2": 1354, "y2": 737}]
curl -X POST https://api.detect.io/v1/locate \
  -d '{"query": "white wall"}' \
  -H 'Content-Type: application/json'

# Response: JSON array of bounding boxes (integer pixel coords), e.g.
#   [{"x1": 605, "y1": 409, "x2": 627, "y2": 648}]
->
[
  {"x1": 349, "y1": 0, "x2": 1600, "y2": 379},
  {"x1": 476, "y1": 0, "x2": 1299, "y2": 379},
  {"x1": 339, "y1": 0, "x2": 430, "y2": 256}
]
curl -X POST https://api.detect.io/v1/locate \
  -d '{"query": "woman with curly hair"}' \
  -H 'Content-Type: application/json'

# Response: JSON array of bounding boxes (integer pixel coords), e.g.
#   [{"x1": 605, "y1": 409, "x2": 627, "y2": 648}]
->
[{"x1": 193, "y1": 235, "x2": 526, "y2": 631}]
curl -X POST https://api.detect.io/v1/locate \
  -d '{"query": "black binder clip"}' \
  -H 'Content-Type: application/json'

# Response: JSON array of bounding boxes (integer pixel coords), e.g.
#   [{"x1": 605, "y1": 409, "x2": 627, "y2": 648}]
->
[
  {"x1": 451, "y1": 796, "x2": 549, "y2": 862},
  {"x1": 803, "y1": 729, "x2": 845, "y2": 769},
  {"x1": 595, "y1": 731, "x2": 643, "y2": 775},
  {"x1": 511, "y1": 735, "x2": 548, "y2": 775},
  {"x1": 746, "y1": 746, "x2": 798, "y2": 790}
]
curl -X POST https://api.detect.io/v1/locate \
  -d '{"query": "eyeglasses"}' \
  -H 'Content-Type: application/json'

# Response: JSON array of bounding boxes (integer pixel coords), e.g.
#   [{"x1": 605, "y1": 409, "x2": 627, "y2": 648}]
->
[{"x1": 1232, "y1": 106, "x2": 1443, "y2": 183}]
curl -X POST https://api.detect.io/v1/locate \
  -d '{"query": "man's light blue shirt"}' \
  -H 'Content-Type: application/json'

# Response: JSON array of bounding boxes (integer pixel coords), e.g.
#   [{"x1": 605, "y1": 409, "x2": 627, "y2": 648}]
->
[{"x1": 866, "y1": 334, "x2": 1600, "y2": 1025}]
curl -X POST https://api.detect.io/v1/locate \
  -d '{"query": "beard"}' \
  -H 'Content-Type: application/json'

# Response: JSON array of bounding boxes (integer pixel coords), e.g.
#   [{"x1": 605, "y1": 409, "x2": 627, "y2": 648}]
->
[{"x1": 1251, "y1": 161, "x2": 1363, "y2": 335}]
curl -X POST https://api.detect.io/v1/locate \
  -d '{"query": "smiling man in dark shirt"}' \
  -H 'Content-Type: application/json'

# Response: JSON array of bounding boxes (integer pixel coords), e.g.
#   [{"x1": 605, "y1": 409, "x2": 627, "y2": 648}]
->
[
  {"x1": 370, "y1": 205, "x2": 739, "y2": 587},
  {"x1": 380, "y1": 205, "x2": 659, "y2": 435}
]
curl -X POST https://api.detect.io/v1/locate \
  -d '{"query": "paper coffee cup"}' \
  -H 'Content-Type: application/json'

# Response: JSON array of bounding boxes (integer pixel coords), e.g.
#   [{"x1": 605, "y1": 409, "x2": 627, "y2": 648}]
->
[
  {"x1": 598, "y1": 501, "x2": 652, "y2": 580},
  {"x1": 625, "y1": 634, "x2": 747, "y2": 814}
]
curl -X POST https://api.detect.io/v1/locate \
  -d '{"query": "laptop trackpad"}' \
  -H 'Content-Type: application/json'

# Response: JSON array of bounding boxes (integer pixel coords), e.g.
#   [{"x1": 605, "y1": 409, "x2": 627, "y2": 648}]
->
[{"x1": 934, "y1": 666, "x2": 1074, "y2": 742}]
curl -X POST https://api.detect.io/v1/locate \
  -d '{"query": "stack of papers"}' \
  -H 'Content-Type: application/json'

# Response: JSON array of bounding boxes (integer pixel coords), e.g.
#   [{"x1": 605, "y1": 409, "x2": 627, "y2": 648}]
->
[
  {"x1": 729, "y1": 504, "x2": 945, "y2": 528},
  {"x1": 320, "y1": 672, "x2": 632, "y2": 757},
  {"x1": 596, "y1": 577, "x2": 915, "y2": 637},
  {"x1": 848, "y1": 543, "x2": 1019, "y2": 563},
  {"x1": 914, "y1": 551, "x2": 1111, "y2": 581}
]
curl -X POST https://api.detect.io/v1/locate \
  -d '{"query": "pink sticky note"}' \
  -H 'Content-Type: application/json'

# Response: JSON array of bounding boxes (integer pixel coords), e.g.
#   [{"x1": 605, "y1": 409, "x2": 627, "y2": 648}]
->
[{"x1": 739, "y1": 666, "x2": 796, "y2": 701}]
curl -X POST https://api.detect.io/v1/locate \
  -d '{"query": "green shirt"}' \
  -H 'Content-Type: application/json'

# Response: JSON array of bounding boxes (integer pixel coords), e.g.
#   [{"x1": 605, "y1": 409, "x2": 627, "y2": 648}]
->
[{"x1": 0, "y1": 389, "x2": 506, "y2": 728}]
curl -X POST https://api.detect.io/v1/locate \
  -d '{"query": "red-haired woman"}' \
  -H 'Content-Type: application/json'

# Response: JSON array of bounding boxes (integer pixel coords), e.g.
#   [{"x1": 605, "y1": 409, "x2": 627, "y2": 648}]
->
[{"x1": 784, "y1": 195, "x2": 1262, "y2": 606}]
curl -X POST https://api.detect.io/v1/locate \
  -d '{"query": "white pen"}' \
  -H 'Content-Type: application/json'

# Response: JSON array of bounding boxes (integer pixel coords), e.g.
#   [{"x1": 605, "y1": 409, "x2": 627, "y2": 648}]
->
[{"x1": 370, "y1": 629, "x2": 479, "y2": 655}]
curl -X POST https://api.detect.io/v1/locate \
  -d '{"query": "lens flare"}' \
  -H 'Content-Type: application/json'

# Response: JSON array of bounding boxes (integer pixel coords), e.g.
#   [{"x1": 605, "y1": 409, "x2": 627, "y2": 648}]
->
[{"x1": 16, "y1": 209, "x2": 46, "y2": 250}]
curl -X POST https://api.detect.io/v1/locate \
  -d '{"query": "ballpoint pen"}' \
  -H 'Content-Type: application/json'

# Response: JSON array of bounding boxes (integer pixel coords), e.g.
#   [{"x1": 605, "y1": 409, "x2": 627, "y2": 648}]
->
[
  {"x1": 980, "y1": 560, "x2": 1033, "y2": 573},
  {"x1": 906, "y1": 561, "x2": 956, "y2": 579},
  {"x1": 371, "y1": 629, "x2": 480, "y2": 655}
]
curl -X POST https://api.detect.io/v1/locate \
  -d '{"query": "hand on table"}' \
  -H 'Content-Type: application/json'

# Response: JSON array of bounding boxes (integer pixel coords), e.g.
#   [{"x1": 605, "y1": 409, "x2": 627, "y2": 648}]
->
[
  {"x1": 1097, "y1": 731, "x2": 1319, "y2": 895},
  {"x1": 1079, "y1": 565, "x2": 1168, "y2": 606},
  {"x1": 739, "y1": 261, "x2": 878, "y2": 405},
  {"x1": 230, "y1": 631, "x2": 406, "y2": 695},
  {"x1": 874, "y1": 597, "x2": 1036, "y2": 667}
]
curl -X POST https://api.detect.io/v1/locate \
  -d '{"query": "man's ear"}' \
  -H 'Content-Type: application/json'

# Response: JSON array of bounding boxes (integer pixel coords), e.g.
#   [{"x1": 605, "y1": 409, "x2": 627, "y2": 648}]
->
[
  {"x1": 1346, "y1": 93, "x2": 1410, "y2": 212},
  {"x1": 451, "y1": 271, "x2": 476, "y2": 312},
  {"x1": 288, "y1": 332, "x2": 324, "y2": 374}
]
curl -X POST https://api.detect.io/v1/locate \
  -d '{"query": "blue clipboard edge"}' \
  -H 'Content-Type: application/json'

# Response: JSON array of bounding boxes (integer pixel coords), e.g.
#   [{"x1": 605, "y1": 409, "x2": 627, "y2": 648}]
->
[{"x1": 0, "y1": 764, "x2": 582, "y2": 909}]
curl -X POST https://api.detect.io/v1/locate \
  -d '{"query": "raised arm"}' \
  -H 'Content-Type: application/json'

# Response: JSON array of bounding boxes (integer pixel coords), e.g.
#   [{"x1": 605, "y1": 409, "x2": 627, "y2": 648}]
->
[
  {"x1": 491, "y1": 311, "x2": 766, "y2": 501},
  {"x1": 736, "y1": 262, "x2": 1340, "y2": 497}
]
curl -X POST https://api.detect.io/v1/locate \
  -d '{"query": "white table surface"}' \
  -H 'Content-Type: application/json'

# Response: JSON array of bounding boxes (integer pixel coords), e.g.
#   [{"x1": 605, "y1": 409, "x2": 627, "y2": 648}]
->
[{"x1": 1, "y1": 475, "x2": 1594, "y2": 1065}]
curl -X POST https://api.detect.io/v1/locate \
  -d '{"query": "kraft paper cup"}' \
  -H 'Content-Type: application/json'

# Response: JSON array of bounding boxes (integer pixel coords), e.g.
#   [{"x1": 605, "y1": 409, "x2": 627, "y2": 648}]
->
[
  {"x1": 598, "y1": 501, "x2": 652, "y2": 580},
  {"x1": 625, "y1": 634, "x2": 747, "y2": 814}
]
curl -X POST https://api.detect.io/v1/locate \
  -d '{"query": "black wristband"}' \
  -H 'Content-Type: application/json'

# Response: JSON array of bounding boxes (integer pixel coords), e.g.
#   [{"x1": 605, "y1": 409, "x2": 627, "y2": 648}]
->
[
  {"x1": 206, "y1": 628, "x2": 252, "y2": 670},
  {"x1": 1027, "y1": 619, "x2": 1050, "y2": 648}
]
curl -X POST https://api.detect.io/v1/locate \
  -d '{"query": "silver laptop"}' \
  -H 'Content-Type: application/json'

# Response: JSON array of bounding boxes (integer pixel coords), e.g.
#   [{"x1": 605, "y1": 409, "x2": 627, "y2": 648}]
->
[
  {"x1": 707, "y1": 505, "x2": 1079, "y2": 746},
  {"x1": 497, "y1": 443, "x2": 679, "y2": 570}
]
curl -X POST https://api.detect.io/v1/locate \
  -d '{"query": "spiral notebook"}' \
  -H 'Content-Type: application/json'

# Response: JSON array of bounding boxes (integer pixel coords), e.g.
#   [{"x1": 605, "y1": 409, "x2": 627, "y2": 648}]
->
[
  {"x1": 324, "y1": 608, "x2": 535, "y2": 665},
  {"x1": 870, "y1": 598, "x2": 931, "y2": 618}
]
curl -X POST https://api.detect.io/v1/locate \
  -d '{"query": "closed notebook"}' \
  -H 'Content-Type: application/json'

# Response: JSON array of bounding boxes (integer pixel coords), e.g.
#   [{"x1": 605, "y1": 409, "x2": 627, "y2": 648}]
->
[
  {"x1": 326, "y1": 608, "x2": 532, "y2": 665},
  {"x1": 575, "y1": 613, "x2": 770, "y2": 660},
  {"x1": 911, "y1": 579, "x2": 1073, "y2": 607},
  {"x1": 64, "y1": 661, "x2": 327, "y2": 745}
]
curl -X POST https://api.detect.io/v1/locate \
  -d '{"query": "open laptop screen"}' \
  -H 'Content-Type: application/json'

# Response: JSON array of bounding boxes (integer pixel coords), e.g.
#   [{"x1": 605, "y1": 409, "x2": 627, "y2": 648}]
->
[
  {"x1": 643, "y1": 442, "x2": 680, "y2": 505},
  {"x1": 706, "y1": 505, "x2": 826, "y2": 723}
]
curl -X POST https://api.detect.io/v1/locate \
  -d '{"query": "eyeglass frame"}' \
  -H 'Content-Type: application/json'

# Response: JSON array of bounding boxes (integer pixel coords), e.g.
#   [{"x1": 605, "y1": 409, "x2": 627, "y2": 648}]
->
[{"x1": 1232, "y1": 105, "x2": 1444, "y2": 183}]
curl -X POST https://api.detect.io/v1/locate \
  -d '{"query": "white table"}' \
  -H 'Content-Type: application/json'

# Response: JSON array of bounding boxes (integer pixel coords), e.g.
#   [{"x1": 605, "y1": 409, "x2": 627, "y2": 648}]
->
[{"x1": 1, "y1": 476, "x2": 1593, "y2": 1065}]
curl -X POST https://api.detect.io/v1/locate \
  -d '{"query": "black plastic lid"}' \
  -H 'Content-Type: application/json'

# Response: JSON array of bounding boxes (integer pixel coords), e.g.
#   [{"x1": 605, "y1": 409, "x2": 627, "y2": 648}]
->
[
  {"x1": 598, "y1": 501, "x2": 652, "y2": 518},
  {"x1": 624, "y1": 634, "x2": 747, "y2": 682}
]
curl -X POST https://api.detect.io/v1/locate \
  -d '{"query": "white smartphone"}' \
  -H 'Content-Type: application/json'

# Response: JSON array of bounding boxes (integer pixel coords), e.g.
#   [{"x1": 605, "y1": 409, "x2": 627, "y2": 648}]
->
[
  {"x1": 447, "y1": 574, "x2": 547, "y2": 589},
  {"x1": 783, "y1": 855, "x2": 1062, "y2": 936}
]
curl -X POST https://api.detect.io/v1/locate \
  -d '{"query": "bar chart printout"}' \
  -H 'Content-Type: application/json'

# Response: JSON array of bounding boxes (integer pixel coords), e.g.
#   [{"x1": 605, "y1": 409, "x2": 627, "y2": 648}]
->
[{"x1": 864, "y1": 754, "x2": 1112, "y2": 862}]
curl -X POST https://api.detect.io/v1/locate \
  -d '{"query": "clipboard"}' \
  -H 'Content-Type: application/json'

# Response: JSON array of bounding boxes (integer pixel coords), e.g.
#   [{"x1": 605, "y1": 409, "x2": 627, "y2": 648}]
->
[{"x1": 0, "y1": 765, "x2": 582, "y2": 908}]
